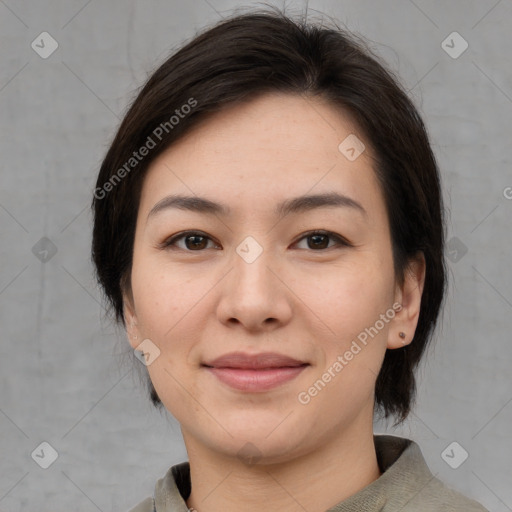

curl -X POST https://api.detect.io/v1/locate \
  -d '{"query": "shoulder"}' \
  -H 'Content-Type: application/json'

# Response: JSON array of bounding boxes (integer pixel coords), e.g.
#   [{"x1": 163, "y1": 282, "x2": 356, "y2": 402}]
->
[
  {"x1": 125, "y1": 496, "x2": 155, "y2": 512},
  {"x1": 410, "y1": 475, "x2": 489, "y2": 511},
  {"x1": 373, "y1": 435, "x2": 489, "y2": 512},
  {"x1": 124, "y1": 462, "x2": 190, "y2": 512}
]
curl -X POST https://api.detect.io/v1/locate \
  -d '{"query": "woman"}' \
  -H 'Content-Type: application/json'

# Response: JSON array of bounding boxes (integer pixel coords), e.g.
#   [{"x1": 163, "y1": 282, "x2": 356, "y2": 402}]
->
[{"x1": 91, "y1": 7, "x2": 488, "y2": 512}]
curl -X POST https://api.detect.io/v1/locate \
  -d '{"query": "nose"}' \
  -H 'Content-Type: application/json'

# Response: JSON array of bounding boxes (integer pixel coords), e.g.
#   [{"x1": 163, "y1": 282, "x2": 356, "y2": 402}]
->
[{"x1": 216, "y1": 240, "x2": 293, "y2": 333}]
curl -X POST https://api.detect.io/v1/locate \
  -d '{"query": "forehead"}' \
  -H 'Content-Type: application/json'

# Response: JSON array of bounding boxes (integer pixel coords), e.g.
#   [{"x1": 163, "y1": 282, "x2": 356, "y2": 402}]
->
[{"x1": 138, "y1": 93, "x2": 384, "y2": 222}]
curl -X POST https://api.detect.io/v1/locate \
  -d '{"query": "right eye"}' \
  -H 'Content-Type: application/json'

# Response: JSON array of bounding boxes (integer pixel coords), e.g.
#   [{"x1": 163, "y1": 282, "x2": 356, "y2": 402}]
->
[{"x1": 160, "y1": 231, "x2": 219, "y2": 251}]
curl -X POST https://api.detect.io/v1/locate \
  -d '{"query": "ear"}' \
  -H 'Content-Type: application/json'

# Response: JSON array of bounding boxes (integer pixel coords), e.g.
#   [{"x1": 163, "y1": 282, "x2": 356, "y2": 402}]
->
[
  {"x1": 387, "y1": 252, "x2": 426, "y2": 349},
  {"x1": 122, "y1": 288, "x2": 141, "y2": 350}
]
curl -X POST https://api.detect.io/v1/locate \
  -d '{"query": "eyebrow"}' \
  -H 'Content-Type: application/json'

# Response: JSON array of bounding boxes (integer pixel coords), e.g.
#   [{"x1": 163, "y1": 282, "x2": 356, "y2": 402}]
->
[{"x1": 147, "y1": 192, "x2": 368, "y2": 222}]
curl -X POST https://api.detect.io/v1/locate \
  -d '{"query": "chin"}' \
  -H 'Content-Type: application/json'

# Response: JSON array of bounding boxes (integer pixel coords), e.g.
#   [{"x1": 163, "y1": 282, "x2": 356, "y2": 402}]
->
[
  {"x1": 201, "y1": 419, "x2": 311, "y2": 463},
  {"x1": 213, "y1": 435, "x2": 306, "y2": 466}
]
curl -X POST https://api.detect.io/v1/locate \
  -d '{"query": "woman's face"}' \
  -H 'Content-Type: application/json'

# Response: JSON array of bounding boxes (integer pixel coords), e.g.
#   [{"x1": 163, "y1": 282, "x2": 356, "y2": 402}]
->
[{"x1": 124, "y1": 93, "x2": 424, "y2": 463}]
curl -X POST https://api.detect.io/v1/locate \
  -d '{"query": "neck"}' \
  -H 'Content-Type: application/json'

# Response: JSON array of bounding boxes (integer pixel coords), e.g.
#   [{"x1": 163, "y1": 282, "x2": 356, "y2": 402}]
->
[{"x1": 183, "y1": 421, "x2": 381, "y2": 512}]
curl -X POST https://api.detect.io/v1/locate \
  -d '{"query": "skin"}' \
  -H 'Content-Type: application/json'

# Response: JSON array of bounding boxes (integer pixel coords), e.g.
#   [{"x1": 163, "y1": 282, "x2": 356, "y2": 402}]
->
[{"x1": 123, "y1": 92, "x2": 425, "y2": 512}]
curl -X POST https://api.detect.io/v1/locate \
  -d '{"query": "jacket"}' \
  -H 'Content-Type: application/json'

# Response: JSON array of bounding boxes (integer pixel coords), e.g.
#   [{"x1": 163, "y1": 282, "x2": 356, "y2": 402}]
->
[{"x1": 126, "y1": 434, "x2": 489, "y2": 511}]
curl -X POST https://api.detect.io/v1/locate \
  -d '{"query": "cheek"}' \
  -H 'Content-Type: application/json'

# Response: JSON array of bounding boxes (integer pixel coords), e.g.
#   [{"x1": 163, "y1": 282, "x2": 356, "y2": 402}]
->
[
  {"x1": 131, "y1": 260, "x2": 204, "y2": 337},
  {"x1": 298, "y1": 259, "x2": 392, "y2": 336},
  {"x1": 134, "y1": 267, "x2": 204, "y2": 414},
  {"x1": 298, "y1": 257, "x2": 394, "y2": 398},
  {"x1": 298, "y1": 270, "x2": 391, "y2": 419},
  {"x1": 130, "y1": 259, "x2": 212, "y2": 388}
]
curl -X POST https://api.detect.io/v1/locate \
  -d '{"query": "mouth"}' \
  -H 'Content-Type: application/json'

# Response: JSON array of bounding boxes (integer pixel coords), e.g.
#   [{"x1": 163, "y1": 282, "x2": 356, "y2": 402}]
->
[{"x1": 201, "y1": 352, "x2": 309, "y2": 392}]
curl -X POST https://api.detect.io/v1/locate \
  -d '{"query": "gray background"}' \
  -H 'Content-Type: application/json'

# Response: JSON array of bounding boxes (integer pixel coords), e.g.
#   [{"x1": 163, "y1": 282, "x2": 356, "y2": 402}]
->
[{"x1": 1, "y1": 0, "x2": 511, "y2": 511}]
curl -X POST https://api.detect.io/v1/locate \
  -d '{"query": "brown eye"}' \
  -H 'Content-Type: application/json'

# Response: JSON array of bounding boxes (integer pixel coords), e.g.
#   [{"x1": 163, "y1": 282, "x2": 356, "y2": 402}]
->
[
  {"x1": 294, "y1": 230, "x2": 351, "y2": 251},
  {"x1": 183, "y1": 234, "x2": 208, "y2": 250},
  {"x1": 161, "y1": 231, "x2": 217, "y2": 251},
  {"x1": 308, "y1": 233, "x2": 330, "y2": 249}
]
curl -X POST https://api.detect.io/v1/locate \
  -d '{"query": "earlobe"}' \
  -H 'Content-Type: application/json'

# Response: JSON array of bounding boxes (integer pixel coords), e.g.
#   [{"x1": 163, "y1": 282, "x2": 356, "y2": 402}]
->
[
  {"x1": 387, "y1": 329, "x2": 411, "y2": 349},
  {"x1": 125, "y1": 315, "x2": 141, "y2": 350},
  {"x1": 122, "y1": 294, "x2": 140, "y2": 350},
  {"x1": 387, "y1": 252, "x2": 426, "y2": 350},
  {"x1": 123, "y1": 303, "x2": 136, "y2": 328}
]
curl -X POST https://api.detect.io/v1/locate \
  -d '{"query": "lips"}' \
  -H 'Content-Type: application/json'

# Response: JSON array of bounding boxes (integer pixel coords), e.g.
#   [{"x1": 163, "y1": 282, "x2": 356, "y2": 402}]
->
[
  {"x1": 203, "y1": 351, "x2": 307, "y2": 369},
  {"x1": 202, "y1": 352, "x2": 309, "y2": 392}
]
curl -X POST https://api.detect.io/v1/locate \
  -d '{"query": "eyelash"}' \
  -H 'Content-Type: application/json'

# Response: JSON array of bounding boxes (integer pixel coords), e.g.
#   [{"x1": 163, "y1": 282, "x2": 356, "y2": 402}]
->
[{"x1": 159, "y1": 230, "x2": 352, "y2": 252}]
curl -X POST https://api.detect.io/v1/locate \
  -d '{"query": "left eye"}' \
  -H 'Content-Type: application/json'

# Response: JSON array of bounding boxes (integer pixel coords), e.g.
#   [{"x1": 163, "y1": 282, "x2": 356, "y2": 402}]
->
[
  {"x1": 294, "y1": 230, "x2": 350, "y2": 250},
  {"x1": 160, "y1": 230, "x2": 351, "y2": 251}
]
